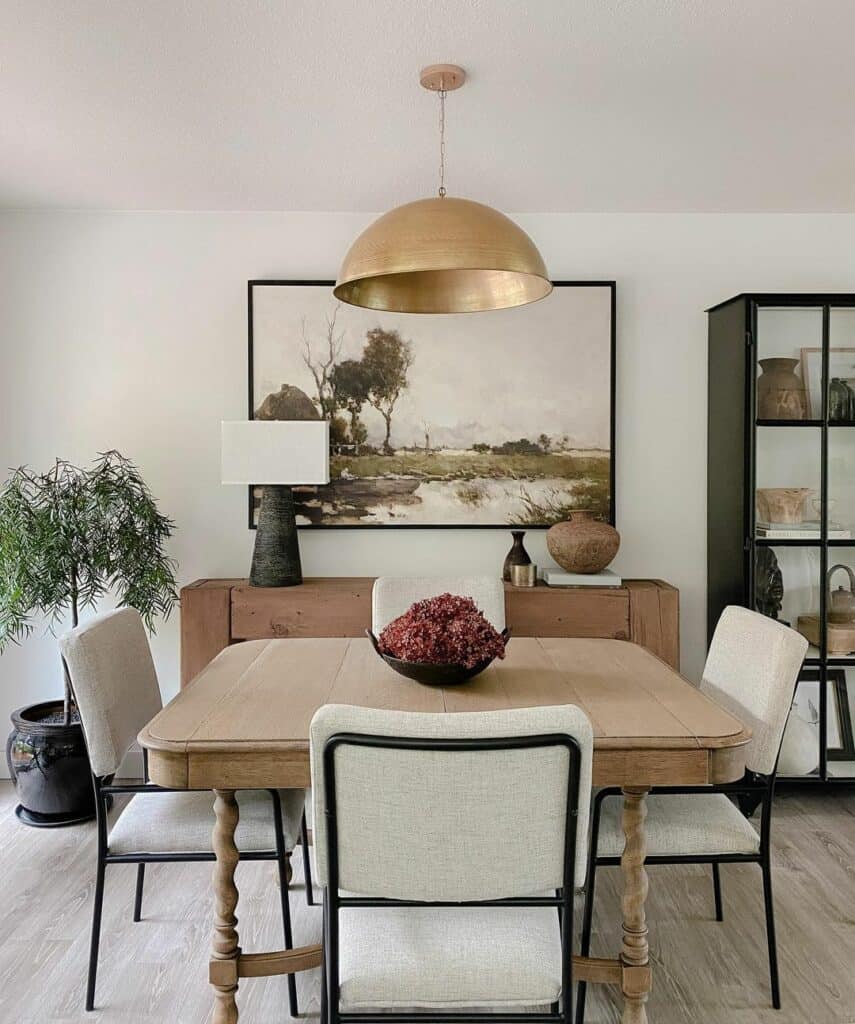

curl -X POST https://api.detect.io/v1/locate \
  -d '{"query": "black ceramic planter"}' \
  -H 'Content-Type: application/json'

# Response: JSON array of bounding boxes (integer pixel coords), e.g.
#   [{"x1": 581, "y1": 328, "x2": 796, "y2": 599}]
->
[{"x1": 6, "y1": 700, "x2": 95, "y2": 827}]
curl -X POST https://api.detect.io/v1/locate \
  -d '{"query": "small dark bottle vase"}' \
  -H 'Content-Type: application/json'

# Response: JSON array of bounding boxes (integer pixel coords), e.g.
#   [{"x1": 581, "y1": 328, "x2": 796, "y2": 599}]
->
[{"x1": 502, "y1": 530, "x2": 532, "y2": 582}]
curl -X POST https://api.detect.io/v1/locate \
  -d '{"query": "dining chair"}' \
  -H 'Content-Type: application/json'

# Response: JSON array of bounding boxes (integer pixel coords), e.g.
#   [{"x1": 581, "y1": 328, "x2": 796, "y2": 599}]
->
[
  {"x1": 60, "y1": 607, "x2": 308, "y2": 1015},
  {"x1": 310, "y1": 702, "x2": 593, "y2": 1023},
  {"x1": 371, "y1": 574, "x2": 506, "y2": 632},
  {"x1": 576, "y1": 606, "x2": 808, "y2": 1022}
]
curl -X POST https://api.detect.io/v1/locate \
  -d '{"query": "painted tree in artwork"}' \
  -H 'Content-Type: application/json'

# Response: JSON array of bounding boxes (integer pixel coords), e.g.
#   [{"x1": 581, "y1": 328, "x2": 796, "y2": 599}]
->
[
  {"x1": 330, "y1": 358, "x2": 371, "y2": 446},
  {"x1": 362, "y1": 327, "x2": 413, "y2": 454},
  {"x1": 301, "y1": 307, "x2": 344, "y2": 419}
]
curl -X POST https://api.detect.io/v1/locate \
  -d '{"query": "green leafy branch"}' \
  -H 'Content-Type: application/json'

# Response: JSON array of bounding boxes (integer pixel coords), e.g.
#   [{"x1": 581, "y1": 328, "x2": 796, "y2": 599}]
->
[{"x1": 0, "y1": 451, "x2": 179, "y2": 717}]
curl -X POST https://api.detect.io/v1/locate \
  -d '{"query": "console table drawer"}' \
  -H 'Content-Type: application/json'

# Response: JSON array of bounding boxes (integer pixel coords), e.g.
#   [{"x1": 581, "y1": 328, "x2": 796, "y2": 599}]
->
[{"x1": 231, "y1": 579, "x2": 374, "y2": 640}]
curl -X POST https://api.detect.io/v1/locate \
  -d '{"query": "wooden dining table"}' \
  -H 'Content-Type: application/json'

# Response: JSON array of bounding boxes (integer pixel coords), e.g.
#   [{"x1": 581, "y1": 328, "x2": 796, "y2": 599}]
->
[{"x1": 138, "y1": 635, "x2": 751, "y2": 1024}]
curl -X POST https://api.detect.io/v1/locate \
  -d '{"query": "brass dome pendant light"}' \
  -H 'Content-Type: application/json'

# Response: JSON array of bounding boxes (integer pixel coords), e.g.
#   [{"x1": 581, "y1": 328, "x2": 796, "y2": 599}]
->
[{"x1": 334, "y1": 64, "x2": 552, "y2": 314}]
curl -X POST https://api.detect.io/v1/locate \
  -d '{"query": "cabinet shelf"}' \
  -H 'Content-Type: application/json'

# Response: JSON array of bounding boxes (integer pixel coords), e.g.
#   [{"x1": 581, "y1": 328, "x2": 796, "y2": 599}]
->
[
  {"x1": 754, "y1": 537, "x2": 822, "y2": 547},
  {"x1": 756, "y1": 419, "x2": 823, "y2": 427},
  {"x1": 754, "y1": 420, "x2": 855, "y2": 428},
  {"x1": 754, "y1": 538, "x2": 855, "y2": 546}
]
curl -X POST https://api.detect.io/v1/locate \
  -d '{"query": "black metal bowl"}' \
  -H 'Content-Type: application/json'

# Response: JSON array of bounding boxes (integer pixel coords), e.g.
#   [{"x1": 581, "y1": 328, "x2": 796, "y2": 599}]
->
[{"x1": 366, "y1": 629, "x2": 509, "y2": 686}]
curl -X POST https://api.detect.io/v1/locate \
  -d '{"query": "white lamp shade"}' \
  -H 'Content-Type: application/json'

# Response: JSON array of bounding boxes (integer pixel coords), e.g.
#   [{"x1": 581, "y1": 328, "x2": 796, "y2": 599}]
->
[{"x1": 221, "y1": 420, "x2": 330, "y2": 485}]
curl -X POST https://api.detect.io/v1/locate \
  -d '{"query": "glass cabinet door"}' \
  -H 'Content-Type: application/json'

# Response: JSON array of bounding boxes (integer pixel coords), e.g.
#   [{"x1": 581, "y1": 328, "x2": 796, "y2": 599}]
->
[
  {"x1": 754, "y1": 307, "x2": 824, "y2": 544},
  {"x1": 753, "y1": 306, "x2": 824, "y2": 650},
  {"x1": 827, "y1": 309, "x2": 855, "y2": 540},
  {"x1": 824, "y1": 312, "x2": 855, "y2": 778},
  {"x1": 755, "y1": 305, "x2": 823, "y2": 424}
]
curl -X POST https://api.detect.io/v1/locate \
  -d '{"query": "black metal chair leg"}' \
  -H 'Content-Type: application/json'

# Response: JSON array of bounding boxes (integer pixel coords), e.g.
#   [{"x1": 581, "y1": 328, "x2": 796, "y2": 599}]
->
[
  {"x1": 320, "y1": 942, "x2": 328, "y2": 1024},
  {"x1": 576, "y1": 789, "x2": 610, "y2": 1024},
  {"x1": 277, "y1": 852, "x2": 299, "y2": 1017},
  {"x1": 85, "y1": 857, "x2": 107, "y2": 1011},
  {"x1": 575, "y1": 863, "x2": 597, "y2": 1024},
  {"x1": 712, "y1": 862, "x2": 723, "y2": 922},
  {"x1": 301, "y1": 808, "x2": 314, "y2": 906},
  {"x1": 133, "y1": 863, "x2": 145, "y2": 922},
  {"x1": 268, "y1": 789, "x2": 300, "y2": 1017},
  {"x1": 761, "y1": 856, "x2": 781, "y2": 1009}
]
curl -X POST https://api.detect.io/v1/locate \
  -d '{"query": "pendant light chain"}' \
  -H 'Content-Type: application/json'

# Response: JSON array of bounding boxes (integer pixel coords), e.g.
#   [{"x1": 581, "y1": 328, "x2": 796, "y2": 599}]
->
[{"x1": 438, "y1": 84, "x2": 447, "y2": 198}]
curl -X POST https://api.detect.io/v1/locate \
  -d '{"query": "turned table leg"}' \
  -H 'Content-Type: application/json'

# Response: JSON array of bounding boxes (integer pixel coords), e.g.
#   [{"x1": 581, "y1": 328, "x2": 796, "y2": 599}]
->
[
  {"x1": 211, "y1": 790, "x2": 241, "y2": 1024},
  {"x1": 620, "y1": 787, "x2": 652, "y2": 1024}
]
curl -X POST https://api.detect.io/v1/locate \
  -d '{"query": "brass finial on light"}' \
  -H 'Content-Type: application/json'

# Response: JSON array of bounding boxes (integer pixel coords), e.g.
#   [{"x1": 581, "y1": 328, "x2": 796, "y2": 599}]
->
[{"x1": 334, "y1": 65, "x2": 552, "y2": 315}]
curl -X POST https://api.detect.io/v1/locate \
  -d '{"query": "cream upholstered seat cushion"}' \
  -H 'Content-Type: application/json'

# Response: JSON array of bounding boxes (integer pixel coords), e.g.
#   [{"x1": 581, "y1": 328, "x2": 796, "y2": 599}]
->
[
  {"x1": 338, "y1": 903, "x2": 562, "y2": 1009},
  {"x1": 372, "y1": 575, "x2": 506, "y2": 632},
  {"x1": 595, "y1": 792, "x2": 761, "y2": 859},
  {"x1": 108, "y1": 788, "x2": 305, "y2": 856}
]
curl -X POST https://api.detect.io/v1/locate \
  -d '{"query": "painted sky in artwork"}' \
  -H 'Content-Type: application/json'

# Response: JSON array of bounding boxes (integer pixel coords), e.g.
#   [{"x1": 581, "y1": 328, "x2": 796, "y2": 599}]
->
[{"x1": 252, "y1": 285, "x2": 612, "y2": 451}]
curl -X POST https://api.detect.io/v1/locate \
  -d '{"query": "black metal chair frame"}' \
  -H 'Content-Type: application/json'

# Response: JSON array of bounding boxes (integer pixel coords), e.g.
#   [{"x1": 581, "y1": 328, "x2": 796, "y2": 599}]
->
[
  {"x1": 575, "y1": 767, "x2": 780, "y2": 1024},
  {"x1": 85, "y1": 748, "x2": 312, "y2": 1016},
  {"x1": 320, "y1": 731, "x2": 583, "y2": 1024}
]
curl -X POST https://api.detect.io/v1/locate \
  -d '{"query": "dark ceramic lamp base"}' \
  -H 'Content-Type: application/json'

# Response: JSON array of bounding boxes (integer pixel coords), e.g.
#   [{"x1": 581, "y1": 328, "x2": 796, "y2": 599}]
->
[{"x1": 250, "y1": 484, "x2": 303, "y2": 588}]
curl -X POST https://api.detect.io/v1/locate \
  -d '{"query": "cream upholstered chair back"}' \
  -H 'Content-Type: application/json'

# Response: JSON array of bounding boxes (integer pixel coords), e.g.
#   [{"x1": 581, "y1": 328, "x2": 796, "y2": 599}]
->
[
  {"x1": 701, "y1": 606, "x2": 808, "y2": 777},
  {"x1": 59, "y1": 608, "x2": 163, "y2": 778},
  {"x1": 310, "y1": 703, "x2": 593, "y2": 902},
  {"x1": 371, "y1": 575, "x2": 506, "y2": 633}
]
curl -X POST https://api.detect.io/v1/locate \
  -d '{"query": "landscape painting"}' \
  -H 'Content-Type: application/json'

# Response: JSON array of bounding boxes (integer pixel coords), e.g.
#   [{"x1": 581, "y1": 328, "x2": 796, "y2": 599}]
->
[{"x1": 249, "y1": 281, "x2": 614, "y2": 527}]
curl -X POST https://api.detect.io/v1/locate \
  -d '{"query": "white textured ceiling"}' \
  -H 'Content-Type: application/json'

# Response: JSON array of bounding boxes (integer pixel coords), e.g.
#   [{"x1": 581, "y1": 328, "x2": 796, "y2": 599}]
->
[{"x1": 3, "y1": 0, "x2": 855, "y2": 212}]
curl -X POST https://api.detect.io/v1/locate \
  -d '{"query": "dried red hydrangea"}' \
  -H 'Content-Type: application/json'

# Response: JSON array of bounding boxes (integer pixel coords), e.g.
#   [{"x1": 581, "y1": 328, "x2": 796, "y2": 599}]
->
[{"x1": 378, "y1": 593, "x2": 507, "y2": 669}]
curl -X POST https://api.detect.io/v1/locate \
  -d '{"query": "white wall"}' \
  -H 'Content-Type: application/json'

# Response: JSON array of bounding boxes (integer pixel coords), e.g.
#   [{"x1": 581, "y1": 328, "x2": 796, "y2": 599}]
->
[{"x1": 2, "y1": 210, "x2": 855, "y2": 777}]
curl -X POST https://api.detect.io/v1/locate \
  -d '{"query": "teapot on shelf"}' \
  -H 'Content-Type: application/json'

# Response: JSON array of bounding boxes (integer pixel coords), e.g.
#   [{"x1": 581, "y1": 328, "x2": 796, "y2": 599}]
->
[{"x1": 827, "y1": 564, "x2": 855, "y2": 624}]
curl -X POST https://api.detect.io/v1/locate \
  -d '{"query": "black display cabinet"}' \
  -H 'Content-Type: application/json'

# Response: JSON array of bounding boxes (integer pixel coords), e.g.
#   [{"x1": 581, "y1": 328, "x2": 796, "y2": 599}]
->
[{"x1": 708, "y1": 294, "x2": 855, "y2": 783}]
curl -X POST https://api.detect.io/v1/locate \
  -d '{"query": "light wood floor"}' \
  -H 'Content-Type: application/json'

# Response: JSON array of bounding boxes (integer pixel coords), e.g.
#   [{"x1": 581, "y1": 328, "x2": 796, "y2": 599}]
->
[{"x1": 2, "y1": 781, "x2": 854, "y2": 1024}]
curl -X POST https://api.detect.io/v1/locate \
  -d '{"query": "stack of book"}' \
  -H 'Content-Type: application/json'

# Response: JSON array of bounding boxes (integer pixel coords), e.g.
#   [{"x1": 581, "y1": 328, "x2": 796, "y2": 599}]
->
[{"x1": 756, "y1": 521, "x2": 851, "y2": 540}]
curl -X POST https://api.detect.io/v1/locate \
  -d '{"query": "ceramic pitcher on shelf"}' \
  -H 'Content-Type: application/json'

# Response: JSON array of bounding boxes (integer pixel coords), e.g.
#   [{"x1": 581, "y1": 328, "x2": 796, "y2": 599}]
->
[{"x1": 827, "y1": 564, "x2": 855, "y2": 624}]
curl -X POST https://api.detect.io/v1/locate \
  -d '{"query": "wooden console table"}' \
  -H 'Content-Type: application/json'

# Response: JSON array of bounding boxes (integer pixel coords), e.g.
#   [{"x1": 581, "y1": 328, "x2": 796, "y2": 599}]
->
[{"x1": 180, "y1": 577, "x2": 679, "y2": 685}]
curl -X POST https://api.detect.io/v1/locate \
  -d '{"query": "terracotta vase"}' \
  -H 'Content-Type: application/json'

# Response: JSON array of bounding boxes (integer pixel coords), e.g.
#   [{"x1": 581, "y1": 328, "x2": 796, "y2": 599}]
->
[
  {"x1": 756, "y1": 487, "x2": 811, "y2": 525},
  {"x1": 546, "y1": 510, "x2": 620, "y2": 574},
  {"x1": 756, "y1": 358, "x2": 807, "y2": 420}
]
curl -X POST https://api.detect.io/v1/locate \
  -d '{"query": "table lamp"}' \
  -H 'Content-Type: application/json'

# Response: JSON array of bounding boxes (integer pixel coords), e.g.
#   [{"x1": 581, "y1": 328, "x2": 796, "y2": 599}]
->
[{"x1": 221, "y1": 420, "x2": 330, "y2": 587}]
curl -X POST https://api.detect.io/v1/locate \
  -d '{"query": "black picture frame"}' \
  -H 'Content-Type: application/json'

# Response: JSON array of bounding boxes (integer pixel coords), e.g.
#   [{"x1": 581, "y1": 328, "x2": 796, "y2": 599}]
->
[
  {"x1": 798, "y1": 668, "x2": 855, "y2": 761},
  {"x1": 247, "y1": 279, "x2": 616, "y2": 530}
]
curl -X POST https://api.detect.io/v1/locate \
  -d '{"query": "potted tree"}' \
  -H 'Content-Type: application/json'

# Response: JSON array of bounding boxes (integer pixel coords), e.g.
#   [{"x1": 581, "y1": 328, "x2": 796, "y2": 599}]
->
[{"x1": 1, "y1": 452, "x2": 178, "y2": 826}]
